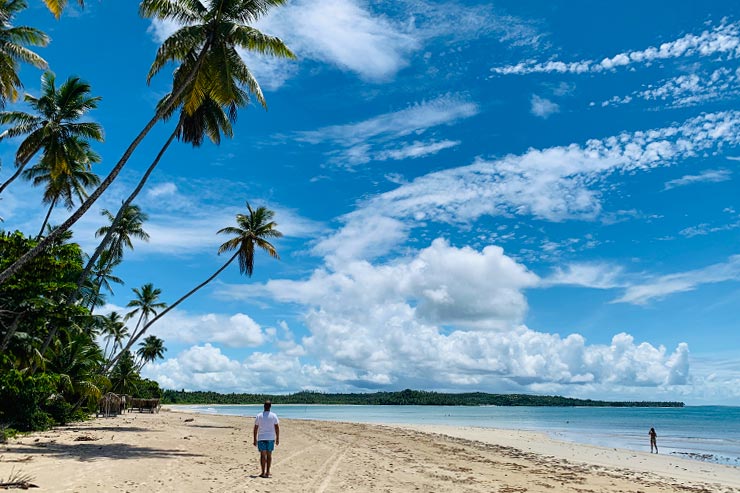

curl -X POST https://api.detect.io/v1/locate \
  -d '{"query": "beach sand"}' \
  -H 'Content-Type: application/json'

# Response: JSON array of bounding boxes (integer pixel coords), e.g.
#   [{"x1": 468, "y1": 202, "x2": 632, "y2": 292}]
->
[{"x1": 1, "y1": 408, "x2": 738, "y2": 492}]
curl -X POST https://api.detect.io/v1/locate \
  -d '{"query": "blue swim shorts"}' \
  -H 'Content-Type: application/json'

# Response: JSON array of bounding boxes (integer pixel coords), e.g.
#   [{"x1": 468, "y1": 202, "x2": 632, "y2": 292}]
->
[{"x1": 257, "y1": 440, "x2": 275, "y2": 452}]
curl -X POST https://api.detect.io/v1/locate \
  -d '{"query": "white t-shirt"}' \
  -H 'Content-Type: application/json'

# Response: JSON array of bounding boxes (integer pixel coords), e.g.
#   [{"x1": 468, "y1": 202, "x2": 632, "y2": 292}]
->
[{"x1": 255, "y1": 411, "x2": 279, "y2": 441}]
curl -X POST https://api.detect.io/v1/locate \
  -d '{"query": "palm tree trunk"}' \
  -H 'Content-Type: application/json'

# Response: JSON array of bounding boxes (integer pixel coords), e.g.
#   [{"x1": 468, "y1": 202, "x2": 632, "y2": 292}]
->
[
  {"x1": 105, "y1": 252, "x2": 238, "y2": 372},
  {"x1": 37, "y1": 197, "x2": 57, "y2": 239},
  {"x1": 74, "y1": 124, "x2": 181, "y2": 299},
  {"x1": 0, "y1": 144, "x2": 41, "y2": 195},
  {"x1": 0, "y1": 312, "x2": 24, "y2": 353},
  {"x1": 0, "y1": 42, "x2": 212, "y2": 286}
]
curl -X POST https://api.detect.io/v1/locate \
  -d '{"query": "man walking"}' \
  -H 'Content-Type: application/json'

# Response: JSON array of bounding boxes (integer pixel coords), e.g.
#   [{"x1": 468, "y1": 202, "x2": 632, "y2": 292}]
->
[{"x1": 253, "y1": 400, "x2": 280, "y2": 478}]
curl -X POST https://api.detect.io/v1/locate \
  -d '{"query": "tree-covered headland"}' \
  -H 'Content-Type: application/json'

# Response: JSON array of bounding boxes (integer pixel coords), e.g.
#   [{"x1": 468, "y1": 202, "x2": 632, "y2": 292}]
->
[{"x1": 163, "y1": 389, "x2": 684, "y2": 407}]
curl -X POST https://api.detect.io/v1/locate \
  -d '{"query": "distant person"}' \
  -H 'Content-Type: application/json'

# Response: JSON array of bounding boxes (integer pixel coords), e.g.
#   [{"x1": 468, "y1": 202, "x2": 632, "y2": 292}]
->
[
  {"x1": 253, "y1": 400, "x2": 280, "y2": 478},
  {"x1": 649, "y1": 427, "x2": 658, "y2": 453}
]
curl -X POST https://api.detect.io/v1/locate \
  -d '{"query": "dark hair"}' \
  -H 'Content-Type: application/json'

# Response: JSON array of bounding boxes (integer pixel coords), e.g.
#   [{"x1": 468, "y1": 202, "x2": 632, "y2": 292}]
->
[{"x1": 264, "y1": 400, "x2": 272, "y2": 410}]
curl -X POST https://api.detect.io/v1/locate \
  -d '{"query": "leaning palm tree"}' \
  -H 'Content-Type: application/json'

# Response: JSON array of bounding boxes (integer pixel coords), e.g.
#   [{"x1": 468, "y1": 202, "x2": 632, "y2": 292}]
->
[
  {"x1": 140, "y1": 202, "x2": 281, "y2": 335},
  {"x1": 85, "y1": 250, "x2": 124, "y2": 313},
  {"x1": 23, "y1": 137, "x2": 101, "y2": 238},
  {"x1": 136, "y1": 335, "x2": 166, "y2": 371},
  {"x1": 0, "y1": 71, "x2": 103, "y2": 195},
  {"x1": 0, "y1": 0, "x2": 294, "y2": 285},
  {"x1": 0, "y1": 0, "x2": 49, "y2": 105}
]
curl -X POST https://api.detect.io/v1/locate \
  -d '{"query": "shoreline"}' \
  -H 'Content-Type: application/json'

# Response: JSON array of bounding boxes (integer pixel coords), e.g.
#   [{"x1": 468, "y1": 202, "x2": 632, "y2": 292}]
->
[{"x1": 0, "y1": 408, "x2": 737, "y2": 492}]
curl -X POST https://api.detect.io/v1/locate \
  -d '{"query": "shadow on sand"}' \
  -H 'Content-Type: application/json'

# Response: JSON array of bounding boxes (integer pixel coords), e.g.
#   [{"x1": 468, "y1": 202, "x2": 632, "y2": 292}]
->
[{"x1": 8, "y1": 442, "x2": 203, "y2": 462}]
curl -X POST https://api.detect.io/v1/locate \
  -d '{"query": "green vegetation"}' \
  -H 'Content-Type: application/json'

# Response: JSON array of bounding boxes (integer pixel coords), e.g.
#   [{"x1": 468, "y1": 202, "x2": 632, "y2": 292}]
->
[
  {"x1": 162, "y1": 389, "x2": 685, "y2": 408},
  {"x1": 0, "y1": 0, "x2": 290, "y2": 433}
]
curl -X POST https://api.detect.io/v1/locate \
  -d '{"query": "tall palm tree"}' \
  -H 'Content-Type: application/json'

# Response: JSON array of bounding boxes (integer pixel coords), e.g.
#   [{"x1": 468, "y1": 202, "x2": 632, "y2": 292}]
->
[
  {"x1": 0, "y1": 71, "x2": 103, "y2": 194},
  {"x1": 124, "y1": 283, "x2": 166, "y2": 337},
  {"x1": 100, "y1": 311, "x2": 127, "y2": 361},
  {"x1": 75, "y1": 204, "x2": 149, "y2": 296},
  {"x1": 86, "y1": 250, "x2": 124, "y2": 313},
  {"x1": 77, "y1": 95, "x2": 233, "y2": 294},
  {"x1": 96, "y1": 204, "x2": 150, "y2": 263},
  {"x1": 105, "y1": 284, "x2": 165, "y2": 371},
  {"x1": 136, "y1": 335, "x2": 166, "y2": 370},
  {"x1": 23, "y1": 137, "x2": 101, "y2": 238},
  {"x1": 140, "y1": 202, "x2": 281, "y2": 336},
  {"x1": 0, "y1": 0, "x2": 294, "y2": 285},
  {"x1": 0, "y1": 0, "x2": 49, "y2": 105}
]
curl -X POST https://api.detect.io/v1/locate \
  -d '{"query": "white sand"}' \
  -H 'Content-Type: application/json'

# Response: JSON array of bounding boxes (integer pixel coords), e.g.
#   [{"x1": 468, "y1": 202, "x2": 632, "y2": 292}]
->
[{"x1": 0, "y1": 408, "x2": 737, "y2": 492}]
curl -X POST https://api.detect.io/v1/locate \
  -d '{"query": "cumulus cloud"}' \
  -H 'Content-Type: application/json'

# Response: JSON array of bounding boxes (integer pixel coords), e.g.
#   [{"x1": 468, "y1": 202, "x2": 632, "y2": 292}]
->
[
  {"x1": 200, "y1": 238, "x2": 690, "y2": 393},
  {"x1": 613, "y1": 255, "x2": 740, "y2": 305},
  {"x1": 492, "y1": 21, "x2": 740, "y2": 75},
  {"x1": 663, "y1": 169, "x2": 732, "y2": 190},
  {"x1": 147, "y1": 310, "x2": 268, "y2": 348},
  {"x1": 530, "y1": 95, "x2": 559, "y2": 118}
]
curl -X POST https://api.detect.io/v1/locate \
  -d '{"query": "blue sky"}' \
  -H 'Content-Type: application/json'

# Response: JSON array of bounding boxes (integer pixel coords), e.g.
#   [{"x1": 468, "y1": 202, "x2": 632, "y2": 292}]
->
[{"x1": 3, "y1": 0, "x2": 740, "y2": 404}]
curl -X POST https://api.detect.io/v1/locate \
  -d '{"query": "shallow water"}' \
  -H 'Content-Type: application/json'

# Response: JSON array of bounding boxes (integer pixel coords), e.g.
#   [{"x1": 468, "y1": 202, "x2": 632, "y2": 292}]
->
[{"x1": 178, "y1": 404, "x2": 740, "y2": 467}]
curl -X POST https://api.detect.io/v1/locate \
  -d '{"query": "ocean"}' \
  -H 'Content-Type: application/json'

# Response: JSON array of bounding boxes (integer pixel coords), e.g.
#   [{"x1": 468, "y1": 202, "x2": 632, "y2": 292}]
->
[{"x1": 177, "y1": 404, "x2": 740, "y2": 467}]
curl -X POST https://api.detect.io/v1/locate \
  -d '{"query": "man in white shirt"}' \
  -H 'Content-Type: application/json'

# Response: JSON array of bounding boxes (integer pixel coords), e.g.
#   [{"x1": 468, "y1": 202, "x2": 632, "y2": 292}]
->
[{"x1": 253, "y1": 400, "x2": 280, "y2": 478}]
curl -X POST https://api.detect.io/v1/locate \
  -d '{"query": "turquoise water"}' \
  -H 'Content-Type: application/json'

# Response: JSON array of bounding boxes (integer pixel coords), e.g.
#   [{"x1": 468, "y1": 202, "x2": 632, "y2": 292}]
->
[{"x1": 179, "y1": 404, "x2": 740, "y2": 467}]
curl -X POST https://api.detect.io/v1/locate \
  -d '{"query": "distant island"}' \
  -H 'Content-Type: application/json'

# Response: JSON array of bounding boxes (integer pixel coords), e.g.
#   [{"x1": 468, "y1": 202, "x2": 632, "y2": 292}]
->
[{"x1": 163, "y1": 389, "x2": 684, "y2": 407}]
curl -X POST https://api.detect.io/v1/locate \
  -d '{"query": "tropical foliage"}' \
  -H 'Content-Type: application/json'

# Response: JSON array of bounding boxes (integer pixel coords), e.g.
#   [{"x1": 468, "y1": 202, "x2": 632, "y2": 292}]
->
[{"x1": 0, "y1": 0, "x2": 291, "y2": 433}]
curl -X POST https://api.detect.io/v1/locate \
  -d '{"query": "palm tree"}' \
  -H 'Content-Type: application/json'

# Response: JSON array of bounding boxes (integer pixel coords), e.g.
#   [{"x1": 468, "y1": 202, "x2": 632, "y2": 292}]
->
[
  {"x1": 0, "y1": 0, "x2": 49, "y2": 105},
  {"x1": 100, "y1": 311, "x2": 127, "y2": 360},
  {"x1": 42, "y1": 0, "x2": 85, "y2": 19},
  {"x1": 0, "y1": 71, "x2": 103, "y2": 195},
  {"x1": 23, "y1": 137, "x2": 101, "y2": 238},
  {"x1": 124, "y1": 283, "x2": 166, "y2": 337},
  {"x1": 0, "y1": 0, "x2": 294, "y2": 285},
  {"x1": 105, "y1": 284, "x2": 165, "y2": 372},
  {"x1": 140, "y1": 202, "x2": 281, "y2": 335},
  {"x1": 75, "y1": 204, "x2": 149, "y2": 296},
  {"x1": 86, "y1": 250, "x2": 124, "y2": 313},
  {"x1": 136, "y1": 335, "x2": 166, "y2": 370}
]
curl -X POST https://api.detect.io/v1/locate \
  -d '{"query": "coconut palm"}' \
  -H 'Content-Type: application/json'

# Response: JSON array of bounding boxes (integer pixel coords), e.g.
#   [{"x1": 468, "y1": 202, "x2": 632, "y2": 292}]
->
[
  {"x1": 85, "y1": 250, "x2": 124, "y2": 312},
  {"x1": 0, "y1": 0, "x2": 294, "y2": 285},
  {"x1": 104, "y1": 284, "x2": 165, "y2": 372},
  {"x1": 140, "y1": 202, "x2": 281, "y2": 335},
  {"x1": 42, "y1": 0, "x2": 84, "y2": 19},
  {"x1": 0, "y1": 71, "x2": 103, "y2": 195},
  {"x1": 100, "y1": 311, "x2": 127, "y2": 360},
  {"x1": 136, "y1": 335, "x2": 166, "y2": 370},
  {"x1": 0, "y1": 0, "x2": 49, "y2": 105},
  {"x1": 23, "y1": 137, "x2": 101, "y2": 238},
  {"x1": 75, "y1": 204, "x2": 149, "y2": 297}
]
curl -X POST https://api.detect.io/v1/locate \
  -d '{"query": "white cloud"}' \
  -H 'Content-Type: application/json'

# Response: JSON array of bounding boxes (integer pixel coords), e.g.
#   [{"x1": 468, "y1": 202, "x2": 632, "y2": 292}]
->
[
  {"x1": 147, "y1": 182, "x2": 178, "y2": 198},
  {"x1": 613, "y1": 255, "x2": 740, "y2": 305},
  {"x1": 602, "y1": 68, "x2": 740, "y2": 109},
  {"x1": 663, "y1": 168, "x2": 732, "y2": 190},
  {"x1": 375, "y1": 140, "x2": 460, "y2": 161},
  {"x1": 543, "y1": 263, "x2": 624, "y2": 289},
  {"x1": 530, "y1": 95, "x2": 559, "y2": 118},
  {"x1": 492, "y1": 21, "x2": 740, "y2": 75},
  {"x1": 147, "y1": 310, "x2": 268, "y2": 348},
  {"x1": 293, "y1": 94, "x2": 477, "y2": 167}
]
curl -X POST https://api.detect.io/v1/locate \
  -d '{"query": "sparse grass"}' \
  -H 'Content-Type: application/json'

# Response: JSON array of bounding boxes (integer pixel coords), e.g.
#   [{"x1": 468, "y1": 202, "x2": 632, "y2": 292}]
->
[{"x1": 0, "y1": 467, "x2": 37, "y2": 489}]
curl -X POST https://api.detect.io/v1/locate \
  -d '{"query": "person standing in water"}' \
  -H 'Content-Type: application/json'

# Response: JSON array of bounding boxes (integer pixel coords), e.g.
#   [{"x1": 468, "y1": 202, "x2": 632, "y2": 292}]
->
[
  {"x1": 649, "y1": 427, "x2": 658, "y2": 453},
  {"x1": 253, "y1": 400, "x2": 280, "y2": 478}
]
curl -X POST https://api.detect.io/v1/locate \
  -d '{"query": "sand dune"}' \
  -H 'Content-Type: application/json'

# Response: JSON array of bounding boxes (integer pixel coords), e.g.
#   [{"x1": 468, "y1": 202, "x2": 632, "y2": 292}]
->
[{"x1": 0, "y1": 408, "x2": 737, "y2": 492}]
